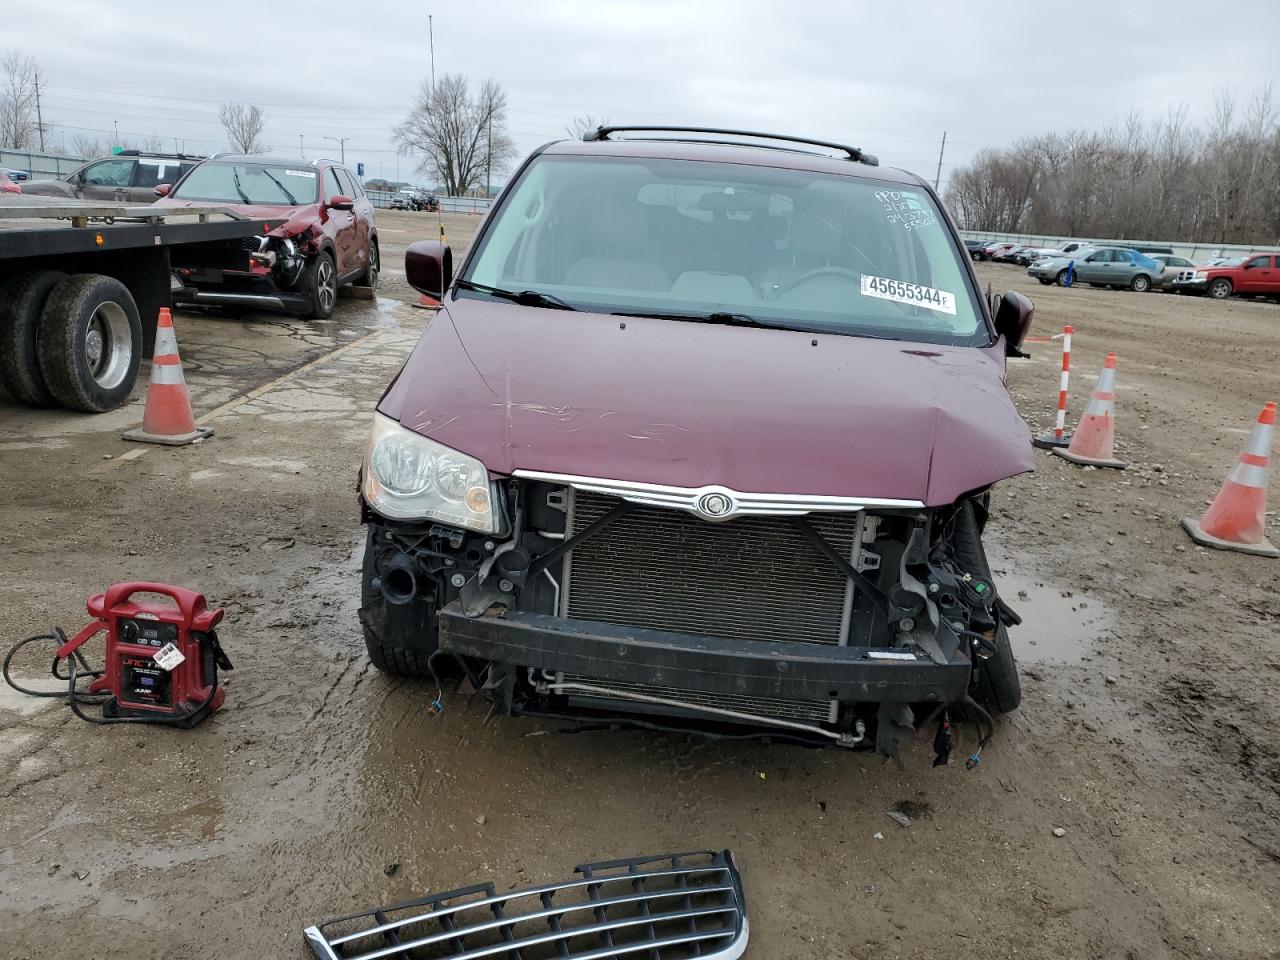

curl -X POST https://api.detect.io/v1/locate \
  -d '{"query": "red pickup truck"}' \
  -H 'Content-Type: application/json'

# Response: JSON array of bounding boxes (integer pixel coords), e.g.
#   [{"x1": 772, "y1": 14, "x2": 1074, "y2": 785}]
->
[{"x1": 1173, "y1": 253, "x2": 1280, "y2": 301}]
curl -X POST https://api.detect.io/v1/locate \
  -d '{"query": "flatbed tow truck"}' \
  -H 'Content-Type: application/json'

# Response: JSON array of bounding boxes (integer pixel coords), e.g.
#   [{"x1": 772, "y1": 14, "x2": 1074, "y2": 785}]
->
[{"x1": 0, "y1": 194, "x2": 280, "y2": 412}]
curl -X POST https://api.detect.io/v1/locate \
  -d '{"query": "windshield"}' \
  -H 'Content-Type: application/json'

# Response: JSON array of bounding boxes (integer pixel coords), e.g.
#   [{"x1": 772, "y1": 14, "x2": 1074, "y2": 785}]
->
[
  {"x1": 173, "y1": 162, "x2": 318, "y2": 206},
  {"x1": 463, "y1": 155, "x2": 986, "y2": 344}
]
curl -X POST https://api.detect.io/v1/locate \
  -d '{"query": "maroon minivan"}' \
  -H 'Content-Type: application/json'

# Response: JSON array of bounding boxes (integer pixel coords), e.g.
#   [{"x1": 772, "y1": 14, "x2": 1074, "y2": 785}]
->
[{"x1": 359, "y1": 127, "x2": 1035, "y2": 762}]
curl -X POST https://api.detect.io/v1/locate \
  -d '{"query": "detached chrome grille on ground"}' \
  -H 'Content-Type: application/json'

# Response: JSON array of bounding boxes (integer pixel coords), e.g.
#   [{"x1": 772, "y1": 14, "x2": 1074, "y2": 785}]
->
[
  {"x1": 563, "y1": 490, "x2": 865, "y2": 646},
  {"x1": 304, "y1": 850, "x2": 748, "y2": 960}
]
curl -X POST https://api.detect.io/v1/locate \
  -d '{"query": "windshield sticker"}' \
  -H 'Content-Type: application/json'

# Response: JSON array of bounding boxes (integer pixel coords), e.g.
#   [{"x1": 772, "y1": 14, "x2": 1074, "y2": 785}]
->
[
  {"x1": 860, "y1": 274, "x2": 956, "y2": 315},
  {"x1": 876, "y1": 190, "x2": 936, "y2": 230},
  {"x1": 284, "y1": 169, "x2": 316, "y2": 179}
]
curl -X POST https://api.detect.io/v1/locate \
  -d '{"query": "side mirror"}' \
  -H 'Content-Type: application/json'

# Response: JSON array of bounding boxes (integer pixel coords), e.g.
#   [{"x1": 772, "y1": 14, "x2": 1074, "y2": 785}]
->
[
  {"x1": 327, "y1": 195, "x2": 355, "y2": 211},
  {"x1": 405, "y1": 240, "x2": 453, "y2": 299},
  {"x1": 993, "y1": 290, "x2": 1034, "y2": 357},
  {"x1": 153, "y1": 183, "x2": 171, "y2": 197}
]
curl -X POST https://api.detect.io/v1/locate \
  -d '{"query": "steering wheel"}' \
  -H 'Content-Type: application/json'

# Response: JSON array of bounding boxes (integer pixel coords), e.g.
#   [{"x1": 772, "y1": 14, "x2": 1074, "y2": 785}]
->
[{"x1": 777, "y1": 266, "x2": 863, "y2": 296}]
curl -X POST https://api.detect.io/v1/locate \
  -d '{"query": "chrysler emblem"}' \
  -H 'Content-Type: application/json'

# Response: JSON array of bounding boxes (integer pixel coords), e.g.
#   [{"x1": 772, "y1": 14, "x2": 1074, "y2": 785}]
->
[{"x1": 696, "y1": 491, "x2": 735, "y2": 520}]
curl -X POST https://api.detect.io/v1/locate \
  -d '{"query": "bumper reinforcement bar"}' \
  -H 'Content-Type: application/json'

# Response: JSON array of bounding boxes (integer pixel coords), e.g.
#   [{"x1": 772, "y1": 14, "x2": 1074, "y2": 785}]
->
[
  {"x1": 438, "y1": 604, "x2": 971, "y2": 704},
  {"x1": 304, "y1": 850, "x2": 748, "y2": 960}
]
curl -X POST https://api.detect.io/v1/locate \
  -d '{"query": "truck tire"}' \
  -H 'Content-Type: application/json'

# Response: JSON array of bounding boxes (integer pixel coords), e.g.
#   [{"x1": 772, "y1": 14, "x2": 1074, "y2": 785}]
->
[
  {"x1": 360, "y1": 529, "x2": 439, "y2": 677},
  {"x1": 0, "y1": 270, "x2": 65, "y2": 406},
  {"x1": 951, "y1": 500, "x2": 1022, "y2": 714},
  {"x1": 1208, "y1": 278, "x2": 1233, "y2": 300},
  {"x1": 37, "y1": 274, "x2": 142, "y2": 413},
  {"x1": 300, "y1": 250, "x2": 337, "y2": 319}
]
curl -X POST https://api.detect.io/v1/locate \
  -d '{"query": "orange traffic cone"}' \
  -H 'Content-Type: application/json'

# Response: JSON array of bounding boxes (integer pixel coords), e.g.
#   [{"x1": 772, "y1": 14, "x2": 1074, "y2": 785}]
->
[
  {"x1": 122, "y1": 308, "x2": 213, "y2": 446},
  {"x1": 412, "y1": 293, "x2": 441, "y2": 310},
  {"x1": 1052, "y1": 352, "x2": 1128, "y2": 469},
  {"x1": 1181, "y1": 402, "x2": 1277, "y2": 558}
]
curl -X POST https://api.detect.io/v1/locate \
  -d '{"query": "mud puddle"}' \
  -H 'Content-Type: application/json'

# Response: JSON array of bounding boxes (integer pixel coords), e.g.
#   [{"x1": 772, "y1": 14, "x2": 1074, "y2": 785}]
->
[{"x1": 987, "y1": 543, "x2": 1114, "y2": 664}]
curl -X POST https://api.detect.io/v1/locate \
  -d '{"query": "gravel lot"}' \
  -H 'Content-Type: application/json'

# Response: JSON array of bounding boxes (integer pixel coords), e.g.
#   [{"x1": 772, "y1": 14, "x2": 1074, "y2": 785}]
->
[{"x1": 1, "y1": 215, "x2": 1277, "y2": 960}]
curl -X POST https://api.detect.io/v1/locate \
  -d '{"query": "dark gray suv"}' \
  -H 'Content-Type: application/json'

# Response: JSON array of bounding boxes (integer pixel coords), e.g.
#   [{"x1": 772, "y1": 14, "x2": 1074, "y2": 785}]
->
[{"x1": 20, "y1": 151, "x2": 201, "y2": 204}]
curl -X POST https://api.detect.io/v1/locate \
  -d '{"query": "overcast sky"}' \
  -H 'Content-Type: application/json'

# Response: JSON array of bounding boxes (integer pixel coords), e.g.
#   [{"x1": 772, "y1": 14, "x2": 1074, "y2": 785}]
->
[{"x1": 7, "y1": 0, "x2": 1278, "y2": 189}]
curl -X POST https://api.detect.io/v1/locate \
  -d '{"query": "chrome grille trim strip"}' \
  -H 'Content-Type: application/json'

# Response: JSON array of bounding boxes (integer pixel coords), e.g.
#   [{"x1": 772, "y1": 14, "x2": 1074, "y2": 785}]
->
[{"x1": 513, "y1": 469, "x2": 924, "y2": 520}]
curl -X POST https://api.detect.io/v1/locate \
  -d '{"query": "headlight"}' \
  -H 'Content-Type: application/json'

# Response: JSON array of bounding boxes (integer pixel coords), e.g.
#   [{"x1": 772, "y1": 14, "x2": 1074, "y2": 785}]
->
[
  {"x1": 362, "y1": 412, "x2": 496, "y2": 531},
  {"x1": 1193, "y1": 270, "x2": 1207, "y2": 279}
]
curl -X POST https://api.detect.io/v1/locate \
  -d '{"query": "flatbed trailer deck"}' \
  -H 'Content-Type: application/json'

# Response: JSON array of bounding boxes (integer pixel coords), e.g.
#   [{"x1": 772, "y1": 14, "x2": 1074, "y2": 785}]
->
[{"x1": 0, "y1": 194, "x2": 280, "y2": 413}]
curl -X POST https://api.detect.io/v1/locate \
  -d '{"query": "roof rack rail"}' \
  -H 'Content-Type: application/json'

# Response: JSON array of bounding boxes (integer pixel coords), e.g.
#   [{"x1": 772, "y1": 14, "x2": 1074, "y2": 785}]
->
[
  {"x1": 116, "y1": 149, "x2": 208, "y2": 161},
  {"x1": 583, "y1": 125, "x2": 879, "y2": 166}
]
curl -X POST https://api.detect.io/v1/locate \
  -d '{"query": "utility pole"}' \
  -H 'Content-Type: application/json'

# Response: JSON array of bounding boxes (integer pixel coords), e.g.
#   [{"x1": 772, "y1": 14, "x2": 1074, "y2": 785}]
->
[
  {"x1": 113, "y1": 120, "x2": 119, "y2": 147},
  {"x1": 934, "y1": 131, "x2": 947, "y2": 192},
  {"x1": 299, "y1": 134, "x2": 304, "y2": 158},
  {"x1": 429, "y1": 15, "x2": 436, "y2": 91},
  {"x1": 34, "y1": 74, "x2": 45, "y2": 152},
  {"x1": 324, "y1": 136, "x2": 348, "y2": 164}
]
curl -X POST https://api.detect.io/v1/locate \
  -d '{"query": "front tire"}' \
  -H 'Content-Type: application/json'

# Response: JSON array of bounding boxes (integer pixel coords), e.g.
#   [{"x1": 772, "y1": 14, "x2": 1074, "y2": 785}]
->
[
  {"x1": 300, "y1": 250, "x2": 338, "y2": 319},
  {"x1": 1130, "y1": 274, "x2": 1152, "y2": 292},
  {"x1": 1055, "y1": 269, "x2": 1071, "y2": 287},
  {"x1": 360, "y1": 528, "x2": 439, "y2": 677},
  {"x1": 1208, "y1": 278, "x2": 1233, "y2": 300},
  {"x1": 37, "y1": 274, "x2": 142, "y2": 413},
  {"x1": 951, "y1": 501, "x2": 1021, "y2": 713}
]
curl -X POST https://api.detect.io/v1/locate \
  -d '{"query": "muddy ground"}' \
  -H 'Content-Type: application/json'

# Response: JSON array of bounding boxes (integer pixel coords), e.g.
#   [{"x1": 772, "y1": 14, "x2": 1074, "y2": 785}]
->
[{"x1": 1, "y1": 211, "x2": 1278, "y2": 960}]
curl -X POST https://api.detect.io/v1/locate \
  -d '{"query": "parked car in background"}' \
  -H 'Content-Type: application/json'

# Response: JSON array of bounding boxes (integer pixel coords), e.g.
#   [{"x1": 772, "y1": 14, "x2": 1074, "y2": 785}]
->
[
  {"x1": 361, "y1": 126, "x2": 1036, "y2": 761},
  {"x1": 0, "y1": 172, "x2": 20, "y2": 194},
  {"x1": 1029, "y1": 246, "x2": 1162, "y2": 291},
  {"x1": 983, "y1": 242, "x2": 1018, "y2": 261},
  {"x1": 1172, "y1": 253, "x2": 1280, "y2": 300},
  {"x1": 154, "y1": 154, "x2": 379, "y2": 318},
  {"x1": 992, "y1": 245, "x2": 1031, "y2": 264},
  {"x1": 964, "y1": 239, "x2": 991, "y2": 261},
  {"x1": 20, "y1": 151, "x2": 201, "y2": 204},
  {"x1": 2, "y1": 167, "x2": 29, "y2": 182},
  {"x1": 1151, "y1": 254, "x2": 1198, "y2": 290}
]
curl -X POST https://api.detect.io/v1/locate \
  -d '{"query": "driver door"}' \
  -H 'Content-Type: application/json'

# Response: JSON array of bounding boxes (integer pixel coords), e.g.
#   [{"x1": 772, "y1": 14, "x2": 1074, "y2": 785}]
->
[
  {"x1": 1075, "y1": 250, "x2": 1108, "y2": 283},
  {"x1": 323, "y1": 167, "x2": 357, "y2": 276},
  {"x1": 77, "y1": 158, "x2": 136, "y2": 201}
]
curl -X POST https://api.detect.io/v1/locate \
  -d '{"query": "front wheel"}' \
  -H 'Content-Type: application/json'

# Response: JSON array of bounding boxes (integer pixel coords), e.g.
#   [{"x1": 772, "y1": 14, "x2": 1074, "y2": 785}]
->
[
  {"x1": 360, "y1": 528, "x2": 439, "y2": 677},
  {"x1": 970, "y1": 251, "x2": 982, "y2": 262},
  {"x1": 1208, "y1": 278, "x2": 1233, "y2": 300},
  {"x1": 1130, "y1": 274, "x2": 1152, "y2": 292},
  {"x1": 1055, "y1": 269, "x2": 1071, "y2": 287},
  {"x1": 300, "y1": 251, "x2": 338, "y2": 319},
  {"x1": 951, "y1": 501, "x2": 1021, "y2": 713}
]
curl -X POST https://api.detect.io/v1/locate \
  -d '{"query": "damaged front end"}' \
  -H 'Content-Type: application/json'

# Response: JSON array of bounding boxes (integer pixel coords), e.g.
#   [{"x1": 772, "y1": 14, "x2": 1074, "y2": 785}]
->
[
  {"x1": 170, "y1": 227, "x2": 317, "y2": 313},
  {"x1": 361, "y1": 451, "x2": 1019, "y2": 760}
]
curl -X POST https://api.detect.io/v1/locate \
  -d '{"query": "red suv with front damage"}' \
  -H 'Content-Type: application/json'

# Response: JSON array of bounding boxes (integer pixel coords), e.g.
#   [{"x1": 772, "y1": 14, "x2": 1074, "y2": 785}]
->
[
  {"x1": 358, "y1": 127, "x2": 1037, "y2": 764},
  {"x1": 155, "y1": 155, "x2": 378, "y2": 318}
]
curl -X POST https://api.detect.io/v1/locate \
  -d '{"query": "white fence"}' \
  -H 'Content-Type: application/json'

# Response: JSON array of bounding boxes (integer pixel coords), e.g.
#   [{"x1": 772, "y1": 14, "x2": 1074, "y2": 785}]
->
[
  {"x1": 1, "y1": 149, "x2": 84, "y2": 180},
  {"x1": 958, "y1": 229, "x2": 1279, "y2": 262}
]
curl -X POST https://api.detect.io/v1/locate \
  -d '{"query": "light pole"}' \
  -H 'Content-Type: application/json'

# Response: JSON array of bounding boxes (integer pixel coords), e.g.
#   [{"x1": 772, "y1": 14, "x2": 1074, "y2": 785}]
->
[
  {"x1": 299, "y1": 134, "x2": 304, "y2": 158},
  {"x1": 113, "y1": 120, "x2": 119, "y2": 146},
  {"x1": 324, "y1": 136, "x2": 349, "y2": 164}
]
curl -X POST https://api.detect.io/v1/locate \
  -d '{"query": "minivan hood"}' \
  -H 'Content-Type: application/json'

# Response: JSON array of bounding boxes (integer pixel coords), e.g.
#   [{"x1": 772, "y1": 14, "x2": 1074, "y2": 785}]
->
[{"x1": 381, "y1": 300, "x2": 1033, "y2": 506}]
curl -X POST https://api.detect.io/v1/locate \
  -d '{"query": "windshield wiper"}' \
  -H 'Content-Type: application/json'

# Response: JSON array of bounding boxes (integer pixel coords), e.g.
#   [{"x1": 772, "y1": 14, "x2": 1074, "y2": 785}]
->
[
  {"x1": 613, "y1": 309, "x2": 774, "y2": 329},
  {"x1": 455, "y1": 279, "x2": 577, "y2": 310},
  {"x1": 229, "y1": 168, "x2": 252, "y2": 206},
  {"x1": 261, "y1": 169, "x2": 297, "y2": 205}
]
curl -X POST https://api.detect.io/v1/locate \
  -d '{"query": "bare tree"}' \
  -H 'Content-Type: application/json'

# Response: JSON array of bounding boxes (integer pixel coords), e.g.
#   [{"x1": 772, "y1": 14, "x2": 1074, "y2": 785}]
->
[
  {"x1": 394, "y1": 74, "x2": 516, "y2": 196},
  {"x1": 567, "y1": 114, "x2": 610, "y2": 139},
  {"x1": 68, "y1": 133, "x2": 104, "y2": 158},
  {"x1": 219, "y1": 102, "x2": 269, "y2": 154},
  {"x1": 0, "y1": 51, "x2": 42, "y2": 149},
  {"x1": 945, "y1": 84, "x2": 1280, "y2": 245}
]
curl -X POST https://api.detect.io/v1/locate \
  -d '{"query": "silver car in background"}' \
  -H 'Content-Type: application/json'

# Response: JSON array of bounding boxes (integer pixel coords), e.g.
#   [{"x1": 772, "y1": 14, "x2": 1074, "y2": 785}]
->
[{"x1": 1028, "y1": 246, "x2": 1163, "y2": 291}]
